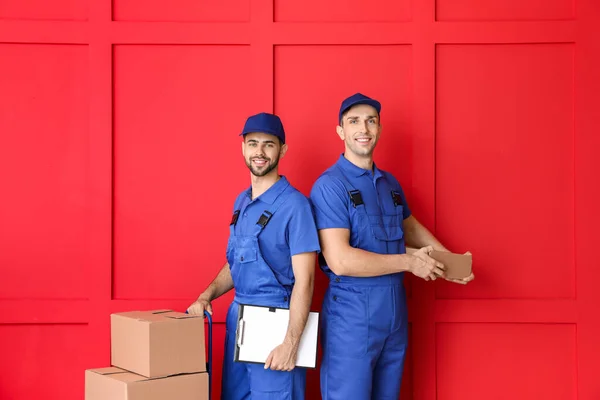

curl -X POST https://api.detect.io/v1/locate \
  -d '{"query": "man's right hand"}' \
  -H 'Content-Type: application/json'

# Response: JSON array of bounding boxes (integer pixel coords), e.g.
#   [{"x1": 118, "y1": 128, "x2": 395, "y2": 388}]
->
[
  {"x1": 408, "y1": 246, "x2": 446, "y2": 281},
  {"x1": 187, "y1": 296, "x2": 213, "y2": 316}
]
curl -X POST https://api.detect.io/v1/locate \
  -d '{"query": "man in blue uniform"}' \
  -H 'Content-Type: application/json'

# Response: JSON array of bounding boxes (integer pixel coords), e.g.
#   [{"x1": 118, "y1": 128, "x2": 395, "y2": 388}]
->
[
  {"x1": 188, "y1": 112, "x2": 320, "y2": 399},
  {"x1": 310, "y1": 93, "x2": 475, "y2": 399}
]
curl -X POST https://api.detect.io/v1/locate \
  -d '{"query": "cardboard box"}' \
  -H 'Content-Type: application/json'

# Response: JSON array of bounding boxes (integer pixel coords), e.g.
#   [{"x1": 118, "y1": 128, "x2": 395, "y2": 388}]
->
[
  {"x1": 406, "y1": 248, "x2": 472, "y2": 279},
  {"x1": 111, "y1": 309, "x2": 205, "y2": 378},
  {"x1": 429, "y1": 250, "x2": 472, "y2": 279},
  {"x1": 85, "y1": 367, "x2": 208, "y2": 400}
]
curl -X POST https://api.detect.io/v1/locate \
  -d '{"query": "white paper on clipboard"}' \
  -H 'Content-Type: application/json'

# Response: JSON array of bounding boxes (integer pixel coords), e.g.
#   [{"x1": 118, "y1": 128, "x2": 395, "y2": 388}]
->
[{"x1": 234, "y1": 304, "x2": 319, "y2": 369}]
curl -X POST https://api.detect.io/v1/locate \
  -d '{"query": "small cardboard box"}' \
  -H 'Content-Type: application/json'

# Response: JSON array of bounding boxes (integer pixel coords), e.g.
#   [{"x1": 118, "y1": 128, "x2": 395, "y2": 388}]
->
[
  {"x1": 406, "y1": 248, "x2": 472, "y2": 279},
  {"x1": 85, "y1": 367, "x2": 208, "y2": 400},
  {"x1": 429, "y1": 250, "x2": 472, "y2": 279},
  {"x1": 111, "y1": 309, "x2": 205, "y2": 378}
]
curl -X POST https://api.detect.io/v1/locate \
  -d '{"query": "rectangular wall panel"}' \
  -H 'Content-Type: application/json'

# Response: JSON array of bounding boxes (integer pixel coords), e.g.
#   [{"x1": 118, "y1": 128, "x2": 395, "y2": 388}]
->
[
  {"x1": 435, "y1": 44, "x2": 574, "y2": 300},
  {"x1": 0, "y1": 324, "x2": 91, "y2": 399},
  {"x1": 112, "y1": 44, "x2": 254, "y2": 300},
  {"x1": 113, "y1": 0, "x2": 250, "y2": 22},
  {"x1": 436, "y1": 0, "x2": 574, "y2": 21},
  {"x1": 436, "y1": 323, "x2": 576, "y2": 399},
  {"x1": 275, "y1": 0, "x2": 411, "y2": 22},
  {"x1": 0, "y1": 0, "x2": 87, "y2": 21},
  {"x1": 0, "y1": 44, "x2": 89, "y2": 300}
]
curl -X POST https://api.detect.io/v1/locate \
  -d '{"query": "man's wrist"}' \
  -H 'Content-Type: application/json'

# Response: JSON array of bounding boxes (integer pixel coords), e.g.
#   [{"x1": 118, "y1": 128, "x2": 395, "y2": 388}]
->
[
  {"x1": 198, "y1": 292, "x2": 212, "y2": 302},
  {"x1": 399, "y1": 253, "x2": 414, "y2": 272},
  {"x1": 283, "y1": 333, "x2": 300, "y2": 348}
]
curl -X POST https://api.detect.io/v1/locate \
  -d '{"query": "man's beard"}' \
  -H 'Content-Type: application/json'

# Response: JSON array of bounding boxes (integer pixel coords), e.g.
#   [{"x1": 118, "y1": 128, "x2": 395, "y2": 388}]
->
[{"x1": 245, "y1": 155, "x2": 280, "y2": 177}]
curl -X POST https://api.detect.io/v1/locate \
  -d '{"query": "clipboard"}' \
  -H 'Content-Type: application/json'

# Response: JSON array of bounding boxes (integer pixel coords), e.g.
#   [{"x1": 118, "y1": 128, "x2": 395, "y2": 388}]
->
[{"x1": 234, "y1": 304, "x2": 320, "y2": 369}]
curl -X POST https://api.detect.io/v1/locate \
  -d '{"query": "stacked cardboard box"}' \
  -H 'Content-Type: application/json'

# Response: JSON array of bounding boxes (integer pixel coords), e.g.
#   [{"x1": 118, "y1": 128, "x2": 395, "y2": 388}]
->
[{"x1": 85, "y1": 309, "x2": 209, "y2": 400}]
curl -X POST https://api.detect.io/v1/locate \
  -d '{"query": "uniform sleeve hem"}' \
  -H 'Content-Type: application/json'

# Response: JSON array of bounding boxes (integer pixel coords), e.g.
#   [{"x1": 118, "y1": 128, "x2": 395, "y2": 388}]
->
[{"x1": 290, "y1": 246, "x2": 321, "y2": 257}]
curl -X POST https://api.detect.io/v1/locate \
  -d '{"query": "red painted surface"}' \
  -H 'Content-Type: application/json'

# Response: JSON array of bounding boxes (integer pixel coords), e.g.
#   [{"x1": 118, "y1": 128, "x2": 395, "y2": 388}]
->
[{"x1": 1, "y1": 0, "x2": 599, "y2": 399}]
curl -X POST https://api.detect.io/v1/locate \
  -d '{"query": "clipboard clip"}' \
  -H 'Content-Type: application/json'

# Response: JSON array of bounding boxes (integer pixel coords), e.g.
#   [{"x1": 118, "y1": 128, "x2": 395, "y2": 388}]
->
[{"x1": 236, "y1": 319, "x2": 246, "y2": 347}]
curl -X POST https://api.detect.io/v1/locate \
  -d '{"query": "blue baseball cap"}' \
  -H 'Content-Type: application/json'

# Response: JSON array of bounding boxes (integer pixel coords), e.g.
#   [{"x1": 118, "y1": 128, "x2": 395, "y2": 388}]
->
[
  {"x1": 240, "y1": 112, "x2": 286, "y2": 144},
  {"x1": 338, "y1": 93, "x2": 381, "y2": 124}
]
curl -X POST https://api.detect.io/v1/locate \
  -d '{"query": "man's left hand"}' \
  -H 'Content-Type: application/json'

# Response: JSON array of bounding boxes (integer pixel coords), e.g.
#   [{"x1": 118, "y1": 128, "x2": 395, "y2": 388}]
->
[{"x1": 264, "y1": 342, "x2": 298, "y2": 371}]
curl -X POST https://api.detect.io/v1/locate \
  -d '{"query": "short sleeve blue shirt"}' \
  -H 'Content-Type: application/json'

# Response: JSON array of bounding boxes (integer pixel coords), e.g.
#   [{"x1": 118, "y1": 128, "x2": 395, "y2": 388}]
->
[
  {"x1": 310, "y1": 155, "x2": 411, "y2": 274},
  {"x1": 226, "y1": 176, "x2": 321, "y2": 287}
]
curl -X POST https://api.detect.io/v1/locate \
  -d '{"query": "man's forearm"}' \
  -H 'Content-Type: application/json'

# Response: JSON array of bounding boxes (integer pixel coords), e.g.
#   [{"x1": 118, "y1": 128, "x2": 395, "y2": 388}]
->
[
  {"x1": 404, "y1": 217, "x2": 448, "y2": 251},
  {"x1": 283, "y1": 275, "x2": 313, "y2": 348},
  {"x1": 334, "y1": 247, "x2": 412, "y2": 277},
  {"x1": 319, "y1": 229, "x2": 413, "y2": 277},
  {"x1": 199, "y1": 262, "x2": 234, "y2": 301}
]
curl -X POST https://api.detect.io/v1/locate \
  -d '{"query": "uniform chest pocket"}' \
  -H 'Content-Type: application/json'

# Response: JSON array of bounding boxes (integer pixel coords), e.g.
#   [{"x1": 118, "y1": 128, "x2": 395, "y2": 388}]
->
[
  {"x1": 235, "y1": 247, "x2": 257, "y2": 264},
  {"x1": 368, "y1": 206, "x2": 404, "y2": 242}
]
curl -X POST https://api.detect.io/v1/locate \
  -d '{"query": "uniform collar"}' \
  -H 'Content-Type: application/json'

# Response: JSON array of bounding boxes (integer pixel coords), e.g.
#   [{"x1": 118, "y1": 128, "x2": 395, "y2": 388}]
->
[
  {"x1": 336, "y1": 154, "x2": 383, "y2": 179},
  {"x1": 245, "y1": 175, "x2": 290, "y2": 204}
]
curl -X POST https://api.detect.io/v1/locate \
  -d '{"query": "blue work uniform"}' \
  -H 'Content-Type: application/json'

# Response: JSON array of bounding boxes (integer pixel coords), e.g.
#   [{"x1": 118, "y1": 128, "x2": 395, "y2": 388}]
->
[
  {"x1": 222, "y1": 176, "x2": 321, "y2": 400},
  {"x1": 310, "y1": 155, "x2": 412, "y2": 400}
]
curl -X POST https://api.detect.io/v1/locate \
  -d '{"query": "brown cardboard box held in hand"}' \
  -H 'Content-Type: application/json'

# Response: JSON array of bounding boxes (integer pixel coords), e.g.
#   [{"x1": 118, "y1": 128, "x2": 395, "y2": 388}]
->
[{"x1": 406, "y1": 248, "x2": 472, "y2": 279}]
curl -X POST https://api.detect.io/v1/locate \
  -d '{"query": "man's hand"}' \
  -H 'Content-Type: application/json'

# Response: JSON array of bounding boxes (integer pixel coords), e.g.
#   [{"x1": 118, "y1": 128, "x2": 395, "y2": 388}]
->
[
  {"x1": 264, "y1": 342, "x2": 298, "y2": 372},
  {"x1": 186, "y1": 296, "x2": 213, "y2": 316},
  {"x1": 444, "y1": 251, "x2": 475, "y2": 285},
  {"x1": 408, "y1": 246, "x2": 446, "y2": 281}
]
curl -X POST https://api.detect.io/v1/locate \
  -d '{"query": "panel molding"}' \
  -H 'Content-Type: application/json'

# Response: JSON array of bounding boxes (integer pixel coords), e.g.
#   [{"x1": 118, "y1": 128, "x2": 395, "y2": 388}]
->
[{"x1": 0, "y1": 21, "x2": 576, "y2": 45}]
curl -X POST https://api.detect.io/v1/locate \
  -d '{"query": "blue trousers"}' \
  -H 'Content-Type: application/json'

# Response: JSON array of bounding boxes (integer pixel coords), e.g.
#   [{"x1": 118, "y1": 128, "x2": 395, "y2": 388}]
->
[{"x1": 320, "y1": 277, "x2": 409, "y2": 399}]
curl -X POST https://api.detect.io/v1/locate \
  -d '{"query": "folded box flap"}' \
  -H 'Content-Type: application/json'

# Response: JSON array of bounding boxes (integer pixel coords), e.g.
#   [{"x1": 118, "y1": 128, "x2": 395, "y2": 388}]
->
[
  {"x1": 143, "y1": 310, "x2": 201, "y2": 322},
  {"x1": 89, "y1": 368, "x2": 150, "y2": 383},
  {"x1": 112, "y1": 309, "x2": 195, "y2": 322},
  {"x1": 88, "y1": 367, "x2": 126, "y2": 375},
  {"x1": 164, "y1": 312, "x2": 200, "y2": 320}
]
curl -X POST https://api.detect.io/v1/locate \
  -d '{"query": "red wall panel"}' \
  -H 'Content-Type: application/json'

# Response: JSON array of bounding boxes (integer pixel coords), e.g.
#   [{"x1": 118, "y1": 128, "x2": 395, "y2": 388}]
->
[
  {"x1": 436, "y1": 323, "x2": 577, "y2": 399},
  {"x1": 436, "y1": 0, "x2": 574, "y2": 21},
  {"x1": 0, "y1": 0, "x2": 87, "y2": 21},
  {"x1": 274, "y1": 0, "x2": 411, "y2": 22},
  {"x1": 435, "y1": 44, "x2": 575, "y2": 300},
  {"x1": 0, "y1": 324, "x2": 90, "y2": 399},
  {"x1": 0, "y1": 44, "x2": 89, "y2": 300},
  {"x1": 113, "y1": 0, "x2": 249, "y2": 22},
  {"x1": 112, "y1": 44, "x2": 253, "y2": 300}
]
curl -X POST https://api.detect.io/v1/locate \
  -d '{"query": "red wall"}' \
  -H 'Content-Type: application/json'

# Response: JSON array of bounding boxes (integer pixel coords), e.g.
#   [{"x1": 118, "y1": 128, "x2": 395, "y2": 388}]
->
[{"x1": 1, "y1": 0, "x2": 599, "y2": 399}]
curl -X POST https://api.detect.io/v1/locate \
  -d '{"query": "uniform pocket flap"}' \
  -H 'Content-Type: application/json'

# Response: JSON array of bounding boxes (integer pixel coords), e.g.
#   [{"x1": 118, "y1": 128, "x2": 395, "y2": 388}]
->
[
  {"x1": 369, "y1": 213, "x2": 404, "y2": 242},
  {"x1": 236, "y1": 247, "x2": 257, "y2": 263}
]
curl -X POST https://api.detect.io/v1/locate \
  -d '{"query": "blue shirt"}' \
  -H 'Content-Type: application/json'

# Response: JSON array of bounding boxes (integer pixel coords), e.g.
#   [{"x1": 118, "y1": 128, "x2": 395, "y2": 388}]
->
[
  {"x1": 227, "y1": 176, "x2": 320, "y2": 287},
  {"x1": 310, "y1": 155, "x2": 411, "y2": 274}
]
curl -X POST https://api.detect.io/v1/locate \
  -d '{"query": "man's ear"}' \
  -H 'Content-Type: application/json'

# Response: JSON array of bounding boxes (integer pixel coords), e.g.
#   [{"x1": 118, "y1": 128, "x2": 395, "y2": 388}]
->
[
  {"x1": 280, "y1": 143, "x2": 288, "y2": 159},
  {"x1": 336, "y1": 125, "x2": 344, "y2": 141}
]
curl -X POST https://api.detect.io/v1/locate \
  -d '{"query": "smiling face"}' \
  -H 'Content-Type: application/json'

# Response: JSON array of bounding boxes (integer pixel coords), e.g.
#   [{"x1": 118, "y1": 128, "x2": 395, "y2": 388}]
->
[
  {"x1": 241, "y1": 132, "x2": 287, "y2": 178},
  {"x1": 336, "y1": 104, "x2": 381, "y2": 159}
]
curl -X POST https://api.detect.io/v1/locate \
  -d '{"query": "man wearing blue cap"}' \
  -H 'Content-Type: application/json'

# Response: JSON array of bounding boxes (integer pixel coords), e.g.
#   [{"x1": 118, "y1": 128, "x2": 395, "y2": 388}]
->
[
  {"x1": 310, "y1": 93, "x2": 474, "y2": 399},
  {"x1": 188, "y1": 112, "x2": 320, "y2": 399}
]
